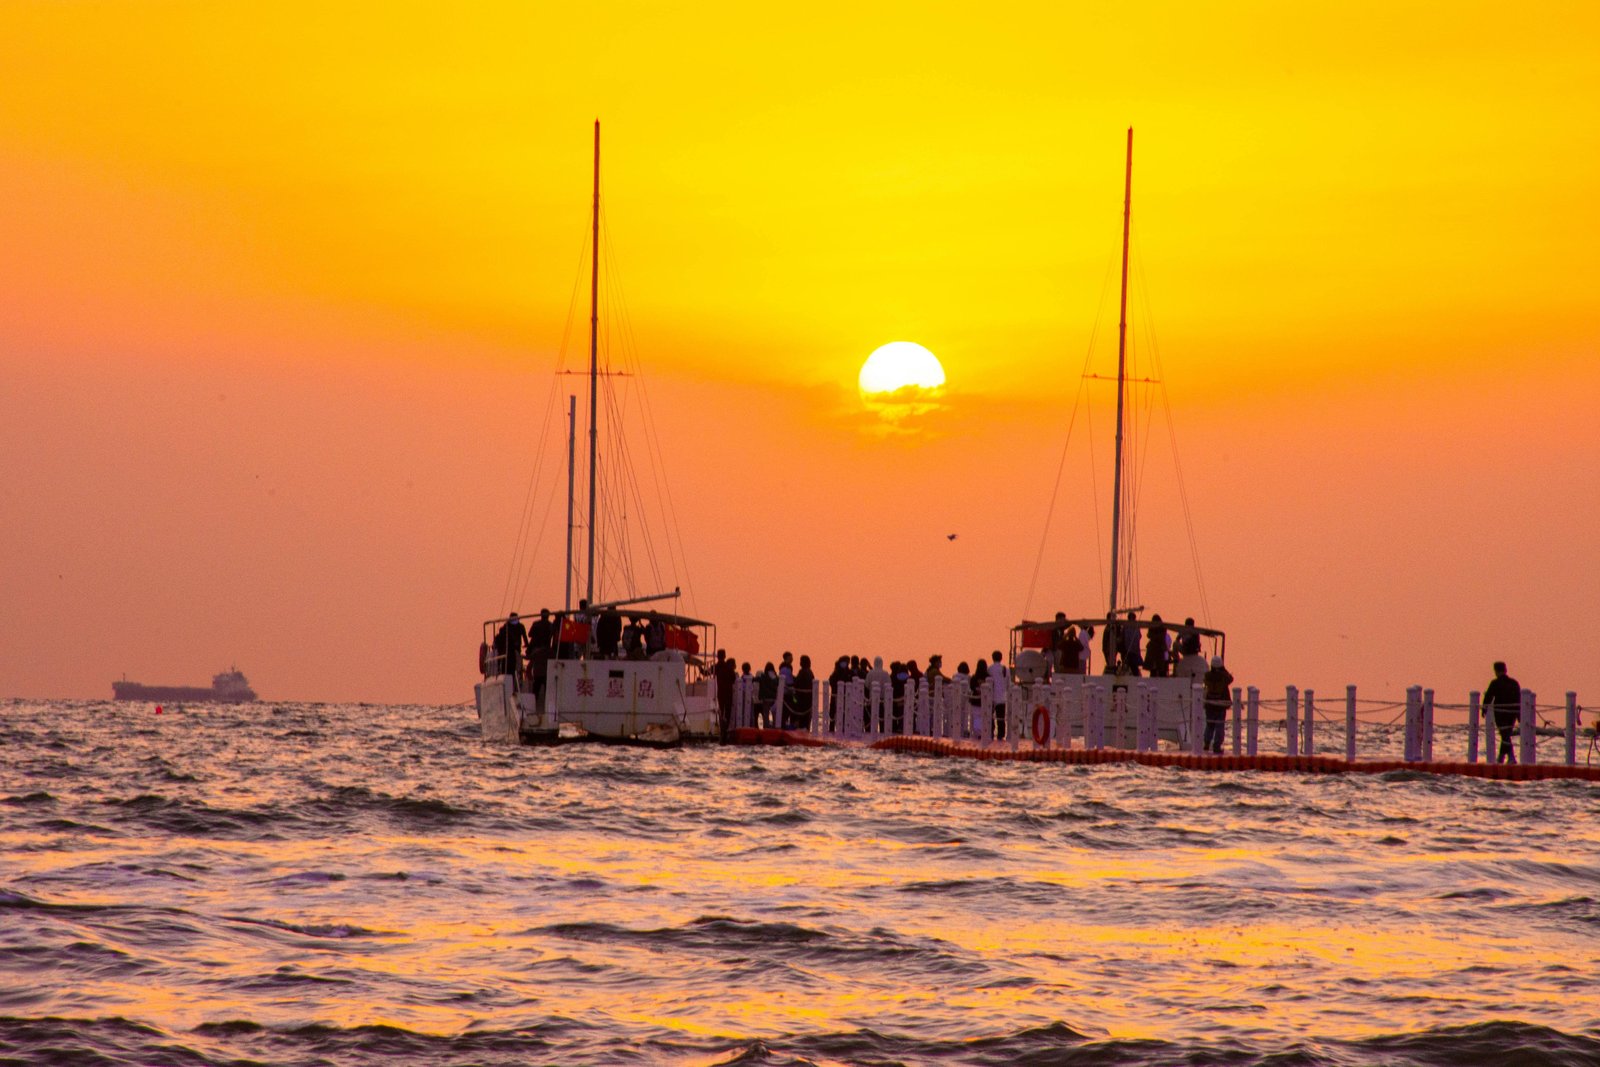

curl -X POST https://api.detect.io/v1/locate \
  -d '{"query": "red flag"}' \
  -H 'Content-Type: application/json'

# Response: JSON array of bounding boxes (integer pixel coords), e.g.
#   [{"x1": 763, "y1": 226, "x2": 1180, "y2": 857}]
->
[
  {"x1": 1020, "y1": 627, "x2": 1052, "y2": 649},
  {"x1": 559, "y1": 618, "x2": 591, "y2": 644},
  {"x1": 664, "y1": 626, "x2": 699, "y2": 654}
]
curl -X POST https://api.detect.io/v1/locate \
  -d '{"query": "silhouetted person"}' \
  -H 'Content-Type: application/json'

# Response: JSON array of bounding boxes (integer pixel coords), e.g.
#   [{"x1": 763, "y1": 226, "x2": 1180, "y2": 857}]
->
[
  {"x1": 792, "y1": 654, "x2": 815, "y2": 729},
  {"x1": 622, "y1": 616, "x2": 646, "y2": 659},
  {"x1": 1177, "y1": 617, "x2": 1201, "y2": 657},
  {"x1": 1050, "y1": 612, "x2": 1071, "y2": 673},
  {"x1": 713, "y1": 649, "x2": 737, "y2": 735},
  {"x1": 756, "y1": 662, "x2": 779, "y2": 729},
  {"x1": 595, "y1": 608, "x2": 622, "y2": 659},
  {"x1": 1202, "y1": 656, "x2": 1234, "y2": 754},
  {"x1": 1484, "y1": 661, "x2": 1522, "y2": 764},
  {"x1": 494, "y1": 613, "x2": 526, "y2": 679},
  {"x1": 526, "y1": 609, "x2": 555, "y2": 699},
  {"x1": 1145, "y1": 614, "x2": 1170, "y2": 678},
  {"x1": 1121, "y1": 612, "x2": 1142, "y2": 676},
  {"x1": 989, "y1": 650, "x2": 1009, "y2": 740}
]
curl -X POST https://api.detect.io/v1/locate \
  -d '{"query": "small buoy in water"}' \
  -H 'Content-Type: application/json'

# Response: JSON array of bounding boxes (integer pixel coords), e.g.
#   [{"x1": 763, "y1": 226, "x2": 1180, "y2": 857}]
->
[{"x1": 155, "y1": 705, "x2": 163, "y2": 714}]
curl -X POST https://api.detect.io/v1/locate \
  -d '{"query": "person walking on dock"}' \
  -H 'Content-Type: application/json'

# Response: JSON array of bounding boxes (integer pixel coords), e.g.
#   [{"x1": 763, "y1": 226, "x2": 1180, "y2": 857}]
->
[{"x1": 1484, "y1": 661, "x2": 1522, "y2": 764}]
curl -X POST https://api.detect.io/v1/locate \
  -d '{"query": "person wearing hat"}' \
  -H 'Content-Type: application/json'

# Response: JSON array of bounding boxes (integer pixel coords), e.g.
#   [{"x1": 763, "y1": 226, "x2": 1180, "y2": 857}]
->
[{"x1": 1201, "y1": 655, "x2": 1234, "y2": 754}]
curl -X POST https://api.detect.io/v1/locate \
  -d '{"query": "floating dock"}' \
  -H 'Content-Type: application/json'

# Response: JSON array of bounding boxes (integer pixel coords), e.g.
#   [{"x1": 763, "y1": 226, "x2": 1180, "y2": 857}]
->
[{"x1": 728, "y1": 728, "x2": 1600, "y2": 782}]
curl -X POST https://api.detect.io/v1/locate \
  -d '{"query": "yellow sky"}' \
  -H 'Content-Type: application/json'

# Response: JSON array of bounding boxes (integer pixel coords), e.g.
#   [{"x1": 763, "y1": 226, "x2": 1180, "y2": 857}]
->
[{"x1": 2, "y1": 1, "x2": 1597, "y2": 704}]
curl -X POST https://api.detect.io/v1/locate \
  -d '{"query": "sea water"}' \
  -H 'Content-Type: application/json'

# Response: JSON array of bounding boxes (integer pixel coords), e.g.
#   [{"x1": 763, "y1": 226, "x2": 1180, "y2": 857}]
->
[{"x1": 2, "y1": 699, "x2": 1597, "y2": 1065}]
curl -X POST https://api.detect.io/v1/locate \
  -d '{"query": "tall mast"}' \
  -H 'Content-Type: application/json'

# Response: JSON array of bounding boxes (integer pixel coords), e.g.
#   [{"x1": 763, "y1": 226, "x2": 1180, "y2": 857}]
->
[
  {"x1": 586, "y1": 120, "x2": 600, "y2": 604},
  {"x1": 564, "y1": 393, "x2": 576, "y2": 611},
  {"x1": 1107, "y1": 126, "x2": 1133, "y2": 617}
]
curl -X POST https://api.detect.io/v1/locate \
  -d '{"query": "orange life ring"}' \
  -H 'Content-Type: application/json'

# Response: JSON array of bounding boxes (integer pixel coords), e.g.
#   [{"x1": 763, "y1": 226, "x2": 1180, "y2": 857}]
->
[{"x1": 1031, "y1": 705, "x2": 1050, "y2": 745}]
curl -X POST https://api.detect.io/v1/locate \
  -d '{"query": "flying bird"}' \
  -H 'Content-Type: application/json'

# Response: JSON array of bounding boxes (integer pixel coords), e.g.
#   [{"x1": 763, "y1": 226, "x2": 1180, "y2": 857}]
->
[{"x1": 946, "y1": 534, "x2": 958, "y2": 541}]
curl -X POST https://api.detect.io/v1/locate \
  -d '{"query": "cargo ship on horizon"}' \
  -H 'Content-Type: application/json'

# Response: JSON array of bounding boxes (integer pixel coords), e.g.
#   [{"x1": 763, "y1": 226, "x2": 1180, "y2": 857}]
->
[{"x1": 112, "y1": 668, "x2": 258, "y2": 704}]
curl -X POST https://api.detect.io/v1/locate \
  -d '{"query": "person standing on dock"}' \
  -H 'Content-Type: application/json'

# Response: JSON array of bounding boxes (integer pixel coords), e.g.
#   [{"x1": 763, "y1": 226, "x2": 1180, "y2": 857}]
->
[
  {"x1": 792, "y1": 655, "x2": 815, "y2": 730},
  {"x1": 989, "y1": 651, "x2": 1009, "y2": 740},
  {"x1": 713, "y1": 650, "x2": 737, "y2": 737},
  {"x1": 1202, "y1": 657, "x2": 1234, "y2": 753},
  {"x1": 1484, "y1": 661, "x2": 1522, "y2": 764}
]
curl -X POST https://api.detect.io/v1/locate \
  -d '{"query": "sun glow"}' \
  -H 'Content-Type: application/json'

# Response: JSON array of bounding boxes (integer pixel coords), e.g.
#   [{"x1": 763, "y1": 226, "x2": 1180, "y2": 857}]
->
[{"x1": 859, "y1": 342, "x2": 946, "y2": 395}]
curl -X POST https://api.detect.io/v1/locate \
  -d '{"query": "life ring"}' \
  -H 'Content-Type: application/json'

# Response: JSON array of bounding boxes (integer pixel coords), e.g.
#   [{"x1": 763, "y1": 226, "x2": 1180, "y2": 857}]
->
[
  {"x1": 1031, "y1": 705, "x2": 1050, "y2": 745},
  {"x1": 478, "y1": 642, "x2": 488, "y2": 674}
]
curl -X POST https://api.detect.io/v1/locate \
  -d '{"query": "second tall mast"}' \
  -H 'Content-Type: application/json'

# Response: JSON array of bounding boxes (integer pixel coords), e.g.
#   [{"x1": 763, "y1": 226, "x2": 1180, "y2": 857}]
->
[
  {"x1": 1107, "y1": 126, "x2": 1133, "y2": 618},
  {"x1": 586, "y1": 120, "x2": 600, "y2": 605}
]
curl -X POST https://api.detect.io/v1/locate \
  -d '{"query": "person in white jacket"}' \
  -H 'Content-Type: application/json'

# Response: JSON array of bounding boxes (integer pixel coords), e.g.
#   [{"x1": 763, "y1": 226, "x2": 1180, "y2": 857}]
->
[{"x1": 989, "y1": 651, "x2": 1009, "y2": 740}]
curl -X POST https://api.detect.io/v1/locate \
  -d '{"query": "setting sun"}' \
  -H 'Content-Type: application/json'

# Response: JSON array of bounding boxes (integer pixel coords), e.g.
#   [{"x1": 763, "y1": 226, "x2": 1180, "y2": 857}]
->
[{"x1": 859, "y1": 342, "x2": 946, "y2": 395}]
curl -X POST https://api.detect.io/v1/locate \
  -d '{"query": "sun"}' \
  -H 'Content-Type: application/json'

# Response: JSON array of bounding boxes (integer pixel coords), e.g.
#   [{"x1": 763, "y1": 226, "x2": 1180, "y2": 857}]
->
[{"x1": 859, "y1": 341, "x2": 946, "y2": 395}]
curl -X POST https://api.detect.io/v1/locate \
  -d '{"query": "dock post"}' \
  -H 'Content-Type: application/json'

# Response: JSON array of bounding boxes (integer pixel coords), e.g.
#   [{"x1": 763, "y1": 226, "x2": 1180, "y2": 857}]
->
[
  {"x1": 1467, "y1": 692, "x2": 1480, "y2": 763},
  {"x1": 979, "y1": 686, "x2": 994, "y2": 744},
  {"x1": 1246, "y1": 686, "x2": 1260, "y2": 756},
  {"x1": 1134, "y1": 683, "x2": 1152, "y2": 751},
  {"x1": 1520, "y1": 689, "x2": 1537, "y2": 765},
  {"x1": 775, "y1": 678, "x2": 787, "y2": 731},
  {"x1": 1010, "y1": 683, "x2": 1023, "y2": 752},
  {"x1": 1231, "y1": 687, "x2": 1243, "y2": 755},
  {"x1": 1422, "y1": 689, "x2": 1434, "y2": 762},
  {"x1": 1482, "y1": 690, "x2": 1495, "y2": 762},
  {"x1": 1303, "y1": 689, "x2": 1316, "y2": 755},
  {"x1": 1286, "y1": 685, "x2": 1300, "y2": 757},
  {"x1": 1087, "y1": 684, "x2": 1104, "y2": 749},
  {"x1": 1567, "y1": 693, "x2": 1578, "y2": 765},
  {"x1": 1345, "y1": 685, "x2": 1357, "y2": 763},
  {"x1": 1190, "y1": 683, "x2": 1204, "y2": 755},
  {"x1": 1404, "y1": 687, "x2": 1421, "y2": 762}
]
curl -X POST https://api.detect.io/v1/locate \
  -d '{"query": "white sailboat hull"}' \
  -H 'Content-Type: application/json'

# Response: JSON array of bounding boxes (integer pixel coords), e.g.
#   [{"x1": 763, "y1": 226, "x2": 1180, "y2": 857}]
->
[{"x1": 476, "y1": 657, "x2": 720, "y2": 744}]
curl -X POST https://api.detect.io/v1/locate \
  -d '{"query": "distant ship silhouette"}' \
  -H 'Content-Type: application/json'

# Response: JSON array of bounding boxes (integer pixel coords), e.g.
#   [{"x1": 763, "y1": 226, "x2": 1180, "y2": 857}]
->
[{"x1": 112, "y1": 668, "x2": 258, "y2": 704}]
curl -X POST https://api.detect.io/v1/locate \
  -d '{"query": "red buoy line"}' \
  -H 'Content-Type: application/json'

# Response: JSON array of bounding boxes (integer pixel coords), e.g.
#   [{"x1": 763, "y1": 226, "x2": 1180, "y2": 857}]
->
[{"x1": 727, "y1": 729, "x2": 1600, "y2": 782}]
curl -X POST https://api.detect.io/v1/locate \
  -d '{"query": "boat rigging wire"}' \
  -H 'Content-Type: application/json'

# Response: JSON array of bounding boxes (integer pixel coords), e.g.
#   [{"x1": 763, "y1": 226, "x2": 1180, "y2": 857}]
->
[
  {"x1": 503, "y1": 223, "x2": 590, "y2": 616},
  {"x1": 1134, "y1": 232, "x2": 1211, "y2": 624},
  {"x1": 600, "y1": 201, "x2": 697, "y2": 616},
  {"x1": 1022, "y1": 250, "x2": 1117, "y2": 618}
]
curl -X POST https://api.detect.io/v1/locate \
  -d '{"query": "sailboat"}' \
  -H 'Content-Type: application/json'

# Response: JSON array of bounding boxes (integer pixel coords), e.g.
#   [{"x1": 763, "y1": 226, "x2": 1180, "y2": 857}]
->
[
  {"x1": 475, "y1": 123, "x2": 721, "y2": 746},
  {"x1": 1010, "y1": 128, "x2": 1226, "y2": 746}
]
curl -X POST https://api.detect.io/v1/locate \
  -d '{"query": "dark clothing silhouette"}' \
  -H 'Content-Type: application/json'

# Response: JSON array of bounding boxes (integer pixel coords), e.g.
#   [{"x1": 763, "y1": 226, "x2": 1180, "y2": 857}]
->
[
  {"x1": 1484, "y1": 672, "x2": 1522, "y2": 764},
  {"x1": 595, "y1": 611, "x2": 622, "y2": 659},
  {"x1": 494, "y1": 618, "x2": 526, "y2": 677},
  {"x1": 1202, "y1": 664, "x2": 1234, "y2": 754}
]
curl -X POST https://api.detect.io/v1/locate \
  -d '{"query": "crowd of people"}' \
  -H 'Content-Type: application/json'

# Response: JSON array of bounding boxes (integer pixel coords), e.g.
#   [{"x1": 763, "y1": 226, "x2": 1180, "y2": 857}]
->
[
  {"x1": 492, "y1": 604, "x2": 1238, "y2": 752},
  {"x1": 492, "y1": 611, "x2": 1535, "y2": 765},
  {"x1": 710, "y1": 621, "x2": 1235, "y2": 751},
  {"x1": 489, "y1": 601, "x2": 694, "y2": 701}
]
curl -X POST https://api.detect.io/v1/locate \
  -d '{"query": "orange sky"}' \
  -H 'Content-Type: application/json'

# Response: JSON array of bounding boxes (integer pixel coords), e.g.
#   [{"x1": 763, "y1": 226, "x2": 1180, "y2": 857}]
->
[{"x1": 3, "y1": 1, "x2": 1597, "y2": 708}]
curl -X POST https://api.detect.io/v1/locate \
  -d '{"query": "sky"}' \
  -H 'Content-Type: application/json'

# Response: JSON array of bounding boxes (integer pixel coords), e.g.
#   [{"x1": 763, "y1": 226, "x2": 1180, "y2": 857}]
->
[{"x1": 3, "y1": 1, "x2": 1597, "y2": 711}]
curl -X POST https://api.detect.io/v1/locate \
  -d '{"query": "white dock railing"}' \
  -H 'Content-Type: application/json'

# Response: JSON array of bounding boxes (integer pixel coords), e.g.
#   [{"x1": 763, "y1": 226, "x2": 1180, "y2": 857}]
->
[{"x1": 729, "y1": 670, "x2": 1590, "y2": 768}]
